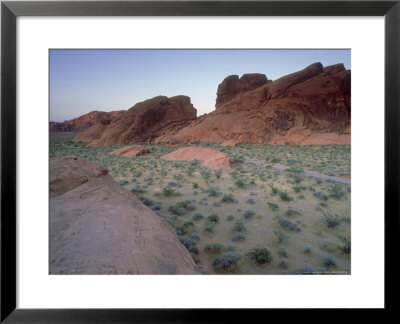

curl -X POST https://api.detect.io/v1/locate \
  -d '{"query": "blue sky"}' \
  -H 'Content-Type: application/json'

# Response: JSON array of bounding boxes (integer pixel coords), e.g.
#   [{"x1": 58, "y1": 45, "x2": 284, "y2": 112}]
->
[{"x1": 50, "y1": 49, "x2": 350, "y2": 122}]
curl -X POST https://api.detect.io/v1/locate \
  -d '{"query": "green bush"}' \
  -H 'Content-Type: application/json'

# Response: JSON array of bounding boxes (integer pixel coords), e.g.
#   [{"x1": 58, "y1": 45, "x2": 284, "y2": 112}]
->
[
  {"x1": 276, "y1": 217, "x2": 301, "y2": 232},
  {"x1": 268, "y1": 202, "x2": 279, "y2": 211},
  {"x1": 247, "y1": 248, "x2": 272, "y2": 264},
  {"x1": 204, "y1": 243, "x2": 223, "y2": 254},
  {"x1": 279, "y1": 191, "x2": 294, "y2": 202},
  {"x1": 212, "y1": 252, "x2": 241, "y2": 272},
  {"x1": 232, "y1": 221, "x2": 246, "y2": 232},
  {"x1": 162, "y1": 186, "x2": 176, "y2": 197},
  {"x1": 273, "y1": 230, "x2": 289, "y2": 243},
  {"x1": 244, "y1": 210, "x2": 255, "y2": 218},
  {"x1": 323, "y1": 210, "x2": 342, "y2": 228},
  {"x1": 221, "y1": 194, "x2": 235, "y2": 203},
  {"x1": 206, "y1": 213, "x2": 219, "y2": 223},
  {"x1": 234, "y1": 179, "x2": 247, "y2": 189}
]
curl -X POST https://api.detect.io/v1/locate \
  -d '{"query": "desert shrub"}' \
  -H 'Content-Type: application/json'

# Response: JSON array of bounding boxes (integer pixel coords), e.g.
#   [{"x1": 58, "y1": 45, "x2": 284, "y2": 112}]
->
[
  {"x1": 203, "y1": 213, "x2": 219, "y2": 234},
  {"x1": 247, "y1": 248, "x2": 272, "y2": 264},
  {"x1": 330, "y1": 184, "x2": 346, "y2": 199},
  {"x1": 204, "y1": 243, "x2": 223, "y2": 254},
  {"x1": 234, "y1": 179, "x2": 247, "y2": 189},
  {"x1": 186, "y1": 166, "x2": 195, "y2": 177},
  {"x1": 119, "y1": 180, "x2": 128, "y2": 186},
  {"x1": 276, "y1": 217, "x2": 301, "y2": 232},
  {"x1": 221, "y1": 194, "x2": 235, "y2": 203},
  {"x1": 244, "y1": 210, "x2": 255, "y2": 219},
  {"x1": 167, "y1": 181, "x2": 179, "y2": 187},
  {"x1": 341, "y1": 216, "x2": 351, "y2": 223},
  {"x1": 279, "y1": 191, "x2": 294, "y2": 202},
  {"x1": 269, "y1": 184, "x2": 279, "y2": 195},
  {"x1": 139, "y1": 196, "x2": 154, "y2": 206},
  {"x1": 130, "y1": 186, "x2": 147, "y2": 195},
  {"x1": 303, "y1": 245, "x2": 312, "y2": 253},
  {"x1": 191, "y1": 232, "x2": 200, "y2": 242},
  {"x1": 203, "y1": 222, "x2": 216, "y2": 234},
  {"x1": 178, "y1": 221, "x2": 195, "y2": 235},
  {"x1": 339, "y1": 236, "x2": 351, "y2": 254},
  {"x1": 294, "y1": 175, "x2": 303, "y2": 183},
  {"x1": 207, "y1": 187, "x2": 220, "y2": 197},
  {"x1": 168, "y1": 201, "x2": 196, "y2": 216},
  {"x1": 323, "y1": 210, "x2": 342, "y2": 228},
  {"x1": 287, "y1": 166, "x2": 304, "y2": 173},
  {"x1": 322, "y1": 255, "x2": 337, "y2": 268},
  {"x1": 226, "y1": 214, "x2": 235, "y2": 221},
  {"x1": 271, "y1": 158, "x2": 281, "y2": 163},
  {"x1": 299, "y1": 264, "x2": 317, "y2": 274},
  {"x1": 215, "y1": 170, "x2": 222, "y2": 179},
  {"x1": 232, "y1": 221, "x2": 246, "y2": 232},
  {"x1": 206, "y1": 213, "x2": 219, "y2": 223},
  {"x1": 178, "y1": 235, "x2": 197, "y2": 250},
  {"x1": 212, "y1": 252, "x2": 241, "y2": 272},
  {"x1": 273, "y1": 230, "x2": 289, "y2": 243},
  {"x1": 278, "y1": 258, "x2": 289, "y2": 269},
  {"x1": 192, "y1": 182, "x2": 199, "y2": 189},
  {"x1": 246, "y1": 198, "x2": 256, "y2": 205},
  {"x1": 162, "y1": 186, "x2": 176, "y2": 197},
  {"x1": 279, "y1": 247, "x2": 288, "y2": 257},
  {"x1": 293, "y1": 185, "x2": 306, "y2": 193},
  {"x1": 285, "y1": 209, "x2": 302, "y2": 217},
  {"x1": 193, "y1": 212, "x2": 204, "y2": 221},
  {"x1": 213, "y1": 201, "x2": 221, "y2": 207},
  {"x1": 268, "y1": 202, "x2": 279, "y2": 211},
  {"x1": 232, "y1": 232, "x2": 246, "y2": 241},
  {"x1": 200, "y1": 169, "x2": 211, "y2": 180},
  {"x1": 173, "y1": 174, "x2": 184, "y2": 183},
  {"x1": 313, "y1": 191, "x2": 328, "y2": 201}
]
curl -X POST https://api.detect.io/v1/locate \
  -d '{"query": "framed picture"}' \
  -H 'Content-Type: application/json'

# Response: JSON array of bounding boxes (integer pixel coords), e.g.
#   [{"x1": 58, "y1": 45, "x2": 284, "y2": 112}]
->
[{"x1": 1, "y1": 0, "x2": 398, "y2": 321}]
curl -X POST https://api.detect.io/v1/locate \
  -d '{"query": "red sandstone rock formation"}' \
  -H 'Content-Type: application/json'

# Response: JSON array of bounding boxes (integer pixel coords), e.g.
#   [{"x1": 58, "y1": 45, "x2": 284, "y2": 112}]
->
[
  {"x1": 49, "y1": 157, "x2": 199, "y2": 274},
  {"x1": 74, "y1": 96, "x2": 197, "y2": 147},
  {"x1": 49, "y1": 110, "x2": 124, "y2": 132},
  {"x1": 216, "y1": 73, "x2": 271, "y2": 108},
  {"x1": 156, "y1": 63, "x2": 351, "y2": 145},
  {"x1": 161, "y1": 147, "x2": 233, "y2": 170}
]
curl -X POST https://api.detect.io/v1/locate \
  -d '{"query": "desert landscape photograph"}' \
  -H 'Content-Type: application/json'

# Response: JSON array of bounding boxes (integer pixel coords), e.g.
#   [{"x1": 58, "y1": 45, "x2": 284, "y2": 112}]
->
[{"x1": 49, "y1": 49, "x2": 351, "y2": 275}]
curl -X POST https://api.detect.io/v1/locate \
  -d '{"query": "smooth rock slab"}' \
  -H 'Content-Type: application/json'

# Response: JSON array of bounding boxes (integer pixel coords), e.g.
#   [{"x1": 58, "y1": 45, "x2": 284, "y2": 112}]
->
[
  {"x1": 49, "y1": 157, "x2": 199, "y2": 275},
  {"x1": 161, "y1": 147, "x2": 233, "y2": 170}
]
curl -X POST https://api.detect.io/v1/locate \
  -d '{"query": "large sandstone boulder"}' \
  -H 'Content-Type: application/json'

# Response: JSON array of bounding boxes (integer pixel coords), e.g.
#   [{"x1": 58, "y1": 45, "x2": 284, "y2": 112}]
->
[
  {"x1": 50, "y1": 110, "x2": 124, "y2": 133},
  {"x1": 49, "y1": 157, "x2": 199, "y2": 274},
  {"x1": 156, "y1": 62, "x2": 351, "y2": 145},
  {"x1": 74, "y1": 96, "x2": 197, "y2": 147},
  {"x1": 109, "y1": 145, "x2": 149, "y2": 157},
  {"x1": 216, "y1": 73, "x2": 270, "y2": 108},
  {"x1": 161, "y1": 147, "x2": 233, "y2": 170}
]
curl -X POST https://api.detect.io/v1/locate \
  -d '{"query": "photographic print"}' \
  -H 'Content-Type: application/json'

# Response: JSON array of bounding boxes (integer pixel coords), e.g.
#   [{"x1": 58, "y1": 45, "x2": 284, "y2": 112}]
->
[{"x1": 49, "y1": 49, "x2": 351, "y2": 275}]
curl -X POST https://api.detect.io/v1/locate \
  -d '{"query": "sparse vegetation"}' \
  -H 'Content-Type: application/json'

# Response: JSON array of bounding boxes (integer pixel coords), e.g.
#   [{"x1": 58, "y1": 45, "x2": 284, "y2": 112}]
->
[{"x1": 50, "y1": 133, "x2": 350, "y2": 275}]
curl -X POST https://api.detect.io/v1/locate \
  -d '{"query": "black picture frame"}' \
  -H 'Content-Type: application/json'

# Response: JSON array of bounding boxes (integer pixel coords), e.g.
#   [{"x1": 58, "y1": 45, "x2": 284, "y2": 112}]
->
[{"x1": 1, "y1": 0, "x2": 399, "y2": 322}]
